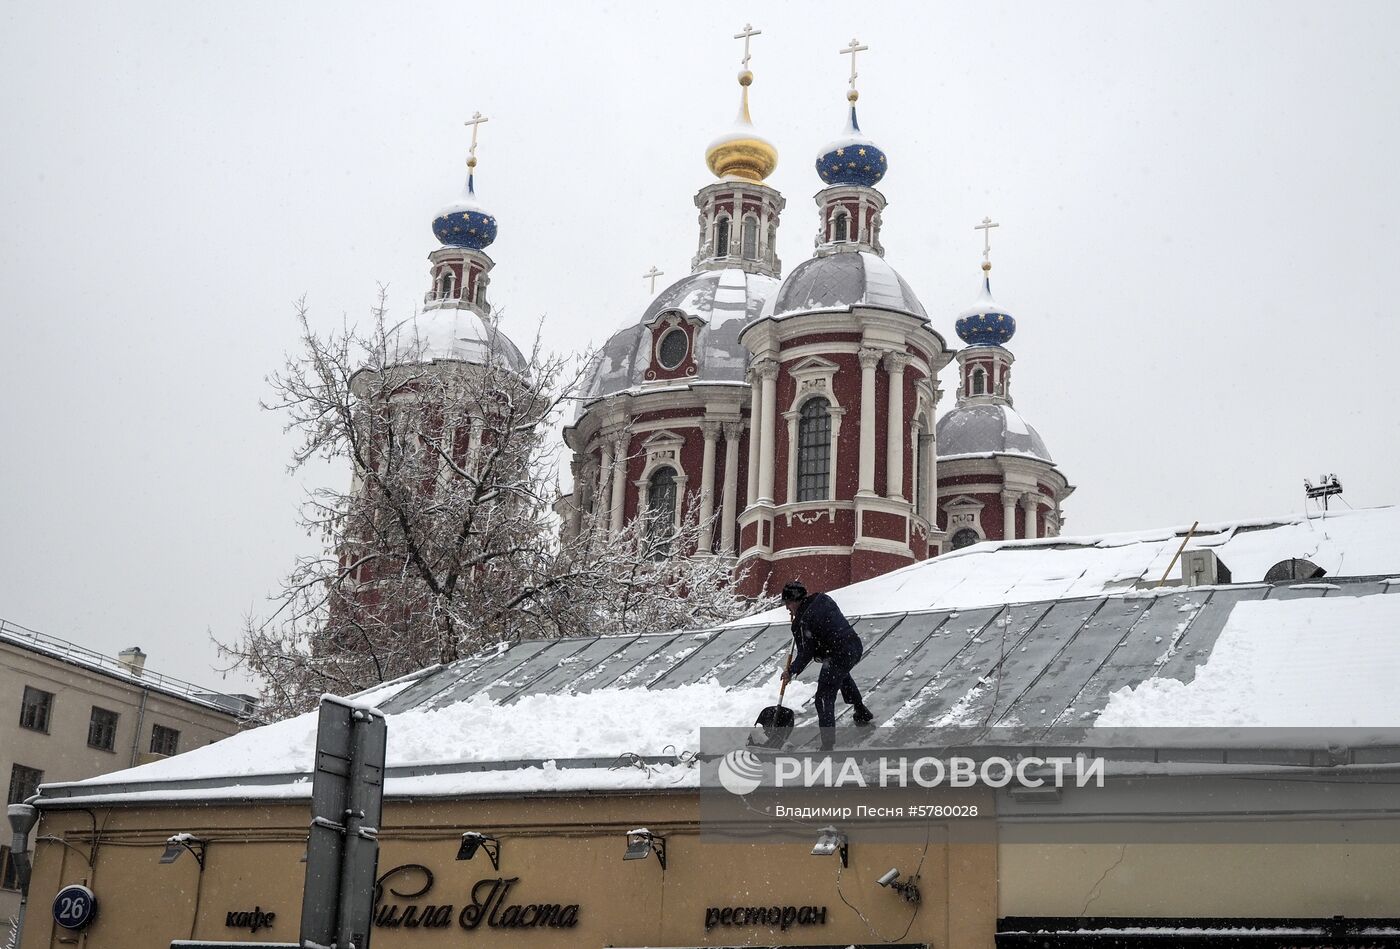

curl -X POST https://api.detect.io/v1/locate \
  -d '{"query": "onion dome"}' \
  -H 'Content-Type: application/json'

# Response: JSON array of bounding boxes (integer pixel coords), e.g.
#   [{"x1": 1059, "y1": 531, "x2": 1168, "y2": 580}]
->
[
  {"x1": 955, "y1": 265, "x2": 1017, "y2": 347},
  {"x1": 432, "y1": 162, "x2": 498, "y2": 250},
  {"x1": 705, "y1": 69, "x2": 779, "y2": 183},
  {"x1": 816, "y1": 93, "x2": 887, "y2": 187}
]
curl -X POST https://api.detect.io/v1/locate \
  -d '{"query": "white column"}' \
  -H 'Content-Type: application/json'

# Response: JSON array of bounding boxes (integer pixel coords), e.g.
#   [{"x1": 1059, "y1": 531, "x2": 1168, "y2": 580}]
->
[
  {"x1": 857, "y1": 195, "x2": 868, "y2": 244},
  {"x1": 609, "y1": 434, "x2": 628, "y2": 535},
  {"x1": 857, "y1": 347, "x2": 882, "y2": 496},
  {"x1": 721, "y1": 422, "x2": 742, "y2": 554},
  {"x1": 1022, "y1": 494, "x2": 1039, "y2": 540},
  {"x1": 597, "y1": 442, "x2": 614, "y2": 529},
  {"x1": 567, "y1": 457, "x2": 584, "y2": 541},
  {"x1": 697, "y1": 421, "x2": 720, "y2": 553},
  {"x1": 745, "y1": 369, "x2": 762, "y2": 507},
  {"x1": 1002, "y1": 491, "x2": 1019, "y2": 541},
  {"x1": 883, "y1": 352, "x2": 911, "y2": 500},
  {"x1": 755, "y1": 359, "x2": 779, "y2": 505},
  {"x1": 732, "y1": 189, "x2": 743, "y2": 255},
  {"x1": 467, "y1": 416, "x2": 484, "y2": 475}
]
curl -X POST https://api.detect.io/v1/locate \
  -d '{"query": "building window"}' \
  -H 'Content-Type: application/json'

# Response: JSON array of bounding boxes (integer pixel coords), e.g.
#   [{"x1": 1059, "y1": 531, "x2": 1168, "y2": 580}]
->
[
  {"x1": 833, "y1": 211, "x2": 849, "y2": 242},
  {"x1": 150, "y1": 724, "x2": 180, "y2": 757},
  {"x1": 645, "y1": 466, "x2": 679, "y2": 556},
  {"x1": 9, "y1": 764, "x2": 42, "y2": 805},
  {"x1": 88, "y1": 706, "x2": 119, "y2": 752},
  {"x1": 741, "y1": 215, "x2": 758, "y2": 259},
  {"x1": 951, "y1": 527, "x2": 980, "y2": 550},
  {"x1": 796, "y1": 397, "x2": 832, "y2": 502},
  {"x1": 1, "y1": 846, "x2": 19, "y2": 891},
  {"x1": 437, "y1": 270, "x2": 455, "y2": 299},
  {"x1": 656, "y1": 328, "x2": 689, "y2": 370},
  {"x1": 19, "y1": 686, "x2": 52, "y2": 733},
  {"x1": 971, "y1": 367, "x2": 986, "y2": 396},
  {"x1": 714, "y1": 216, "x2": 730, "y2": 257}
]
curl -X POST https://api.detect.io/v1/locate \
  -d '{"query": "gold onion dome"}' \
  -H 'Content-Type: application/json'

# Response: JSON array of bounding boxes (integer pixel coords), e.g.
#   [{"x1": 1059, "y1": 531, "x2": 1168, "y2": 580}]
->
[{"x1": 705, "y1": 69, "x2": 779, "y2": 183}]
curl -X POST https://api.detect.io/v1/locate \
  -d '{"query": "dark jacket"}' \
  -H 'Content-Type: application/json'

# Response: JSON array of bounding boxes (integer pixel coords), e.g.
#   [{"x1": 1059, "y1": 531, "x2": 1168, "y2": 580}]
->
[{"x1": 788, "y1": 593, "x2": 861, "y2": 677}]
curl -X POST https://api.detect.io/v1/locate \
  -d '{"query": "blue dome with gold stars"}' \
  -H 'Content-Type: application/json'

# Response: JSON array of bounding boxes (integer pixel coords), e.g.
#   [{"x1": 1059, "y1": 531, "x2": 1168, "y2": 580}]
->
[
  {"x1": 432, "y1": 170, "x2": 497, "y2": 250},
  {"x1": 955, "y1": 273, "x2": 1017, "y2": 347},
  {"x1": 815, "y1": 102, "x2": 887, "y2": 188}
]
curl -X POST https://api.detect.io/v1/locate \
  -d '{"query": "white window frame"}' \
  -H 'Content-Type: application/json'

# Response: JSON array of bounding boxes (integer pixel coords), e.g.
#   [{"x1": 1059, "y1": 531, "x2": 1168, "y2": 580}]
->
[{"x1": 782, "y1": 356, "x2": 844, "y2": 506}]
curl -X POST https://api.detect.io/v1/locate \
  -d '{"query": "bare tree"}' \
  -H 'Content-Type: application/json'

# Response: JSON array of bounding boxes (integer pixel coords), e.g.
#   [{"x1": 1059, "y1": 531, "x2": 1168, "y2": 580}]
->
[{"x1": 223, "y1": 296, "x2": 771, "y2": 719}]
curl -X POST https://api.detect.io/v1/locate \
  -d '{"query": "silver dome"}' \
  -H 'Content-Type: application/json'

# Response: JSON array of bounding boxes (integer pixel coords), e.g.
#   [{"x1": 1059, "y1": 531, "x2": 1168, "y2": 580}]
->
[
  {"x1": 579, "y1": 268, "x2": 779, "y2": 405},
  {"x1": 937, "y1": 403, "x2": 1054, "y2": 462},
  {"x1": 764, "y1": 251, "x2": 927, "y2": 321}
]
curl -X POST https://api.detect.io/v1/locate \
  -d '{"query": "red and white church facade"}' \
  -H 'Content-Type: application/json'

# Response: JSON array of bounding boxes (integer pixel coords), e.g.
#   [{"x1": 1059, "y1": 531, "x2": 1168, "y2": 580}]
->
[
  {"x1": 390, "y1": 42, "x2": 1076, "y2": 602},
  {"x1": 551, "y1": 53, "x2": 1075, "y2": 599}
]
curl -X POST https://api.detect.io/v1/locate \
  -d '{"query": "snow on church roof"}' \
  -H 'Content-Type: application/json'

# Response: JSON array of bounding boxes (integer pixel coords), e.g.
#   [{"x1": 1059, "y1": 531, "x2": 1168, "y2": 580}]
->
[{"x1": 35, "y1": 507, "x2": 1400, "y2": 807}]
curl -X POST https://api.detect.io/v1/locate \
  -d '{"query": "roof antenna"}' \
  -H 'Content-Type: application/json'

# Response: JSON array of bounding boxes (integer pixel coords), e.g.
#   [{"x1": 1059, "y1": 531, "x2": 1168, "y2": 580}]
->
[{"x1": 1304, "y1": 474, "x2": 1343, "y2": 513}]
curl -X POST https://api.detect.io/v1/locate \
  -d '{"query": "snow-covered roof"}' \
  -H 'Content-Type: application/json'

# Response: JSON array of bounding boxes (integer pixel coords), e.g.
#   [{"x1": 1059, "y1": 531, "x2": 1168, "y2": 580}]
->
[
  {"x1": 937, "y1": 402, "x2": 1054, "y2": 461},
  {"x1": 36, "y1": 507, "x2": 1400, "y2": 807},
  {"x1": 0, "y1": 617, "x2": 254, "y2": 717},
  {"x1": 763, "y1": 250, "x2": 928, "y2": 322}
]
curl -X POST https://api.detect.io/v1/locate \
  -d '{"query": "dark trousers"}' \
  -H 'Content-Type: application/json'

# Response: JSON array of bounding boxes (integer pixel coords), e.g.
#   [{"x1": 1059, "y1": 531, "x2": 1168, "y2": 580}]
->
[{"x1": 814, "y1": 638, "x2": 865, "y2": 730}]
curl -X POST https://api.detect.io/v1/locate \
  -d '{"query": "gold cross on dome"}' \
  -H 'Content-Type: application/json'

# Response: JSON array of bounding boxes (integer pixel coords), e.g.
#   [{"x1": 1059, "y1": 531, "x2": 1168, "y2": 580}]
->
[
  {"x1": 841, "y1": 38, "x2": 869, "y2": 91},
  {"x1": 734, "y1": 23, "x2": 762, "y2": 68},
  {"x1": 643, "y1": 265, "x2": 665, "y2": 294},
  {"x1": 975, "y1": 216, "x2": 1000, "y2": 264},
  {"x1": 464, "y1": 111, "x2": 489, "y2": 163}
]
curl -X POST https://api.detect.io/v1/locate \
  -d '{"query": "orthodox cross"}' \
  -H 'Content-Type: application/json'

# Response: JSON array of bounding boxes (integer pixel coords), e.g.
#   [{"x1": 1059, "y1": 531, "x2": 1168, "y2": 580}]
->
[
  {"x1": 841, "y1": 38, "x2": 869, "y2": 91},
  {"x1": 643, "y1": 266, "x2": 665, "y2": 294},
  {"x1": 464, "y1": 111, "x2": 489, "y2": 164},
  {"x1": 976, "y1": 216, "x2": 1000, "y2": 264},
  {"x1": 734, "y1": 23, "x2": 762, "y2": 67}
]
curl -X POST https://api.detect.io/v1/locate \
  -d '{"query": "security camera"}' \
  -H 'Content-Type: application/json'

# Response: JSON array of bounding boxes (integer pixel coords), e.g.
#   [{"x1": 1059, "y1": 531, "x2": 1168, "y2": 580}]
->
[{"x1": 877, "y1": 867, "x2": 901, "y2": 887}]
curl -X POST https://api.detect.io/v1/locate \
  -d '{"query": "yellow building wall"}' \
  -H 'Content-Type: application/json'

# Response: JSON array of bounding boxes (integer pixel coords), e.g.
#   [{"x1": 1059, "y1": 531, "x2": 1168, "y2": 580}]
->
[
  {"x1": 999, "y1": 821, "x2": 1400, "y2": 918},
  {"x1": 23, "y1": 794, "x2": 998, "y2": 949}
]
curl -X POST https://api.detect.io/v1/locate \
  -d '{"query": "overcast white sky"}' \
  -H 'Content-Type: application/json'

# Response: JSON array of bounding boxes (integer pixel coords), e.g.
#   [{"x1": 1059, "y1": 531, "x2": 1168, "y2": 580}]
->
[{"x1": 2, "y1": 1, "x2": 1397, "y2": 691}]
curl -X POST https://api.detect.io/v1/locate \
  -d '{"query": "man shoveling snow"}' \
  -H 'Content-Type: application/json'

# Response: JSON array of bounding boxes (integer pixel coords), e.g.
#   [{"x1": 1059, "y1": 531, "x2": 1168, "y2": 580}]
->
[{"x1": 780, "y1": 579, "x2": 874, "y2": 750}]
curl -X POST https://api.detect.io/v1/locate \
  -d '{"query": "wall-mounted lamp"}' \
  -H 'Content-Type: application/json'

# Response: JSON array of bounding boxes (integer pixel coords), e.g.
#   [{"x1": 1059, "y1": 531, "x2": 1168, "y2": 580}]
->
[
  {"x1": 877, "y1": 867, "x2": 921, "y2": 903},
  {"x1": 456, "y1": 832, "x2": 501, "y2": 870},
  {"x1": 159, "y1": 833, "x2": 206, "y2": 869},
  {"x1": 622, "y1": 828, "x2": 666, "y2": 870},
  {"x1": 810, "y1": 825, "x2": 848, "y2": 867}
]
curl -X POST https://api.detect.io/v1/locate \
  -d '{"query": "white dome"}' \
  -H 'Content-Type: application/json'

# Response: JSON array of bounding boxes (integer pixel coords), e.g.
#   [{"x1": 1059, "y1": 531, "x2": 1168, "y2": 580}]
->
[
  {"x1": 937, "y1": 403, "x2": 1053, "y2": 462},
  {"x1": 386, "y1": 305, "x2": 527, "y2": 371},
  {"x1": 763, "y1": 251, "x2": 927, "y2": 321}
]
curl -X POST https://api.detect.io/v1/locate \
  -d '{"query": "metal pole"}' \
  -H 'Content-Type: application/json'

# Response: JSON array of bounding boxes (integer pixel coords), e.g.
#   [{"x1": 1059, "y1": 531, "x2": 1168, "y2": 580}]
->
[{"x1": 1156, "y1": 520, "x2": 1200, "y2": 588}]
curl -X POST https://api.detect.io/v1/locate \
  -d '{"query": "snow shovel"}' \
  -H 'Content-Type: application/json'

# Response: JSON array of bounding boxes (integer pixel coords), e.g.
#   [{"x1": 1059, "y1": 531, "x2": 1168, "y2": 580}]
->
[{"x1": 752, "y1": 648, "x2": 795, "y2": 749}]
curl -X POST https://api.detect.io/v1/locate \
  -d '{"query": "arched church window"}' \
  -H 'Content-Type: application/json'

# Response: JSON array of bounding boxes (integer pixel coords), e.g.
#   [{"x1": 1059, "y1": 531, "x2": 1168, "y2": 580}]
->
[
  {"x1": 438, "y1": 270, "x2": 455, "y2": 299},
  {"x1": 714, "y1": 216, "x2": 731, "y2": 257},
  {"x1": 971, "y1": 367, "x2": 986, "y2": 396},
  {"x1": 646, "y1": 466, "x2": 679, "y2": 557},
  {"x1": 833, "y1": 211, "x2": 849, "y2": 242},
  {"x1": 951, "y1": 527, "x2": 980, "y2": 550},
  {"x1": 796, "y1": 397, "x2": 832, "y2": 502},
  {"x1": 741, "y1": 215, "x2": 758, "y2": 259}
]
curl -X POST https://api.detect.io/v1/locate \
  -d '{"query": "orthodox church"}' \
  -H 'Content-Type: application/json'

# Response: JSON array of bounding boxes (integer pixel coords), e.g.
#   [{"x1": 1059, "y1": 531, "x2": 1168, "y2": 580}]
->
[{"x1": 414, "y1": 33, "x2": 1074, "y2": 599}]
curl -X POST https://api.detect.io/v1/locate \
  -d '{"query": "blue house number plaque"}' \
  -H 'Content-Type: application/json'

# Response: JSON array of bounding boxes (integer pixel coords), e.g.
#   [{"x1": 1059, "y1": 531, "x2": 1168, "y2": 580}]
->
[{"x1": 53, "y1": 883, "x2": 98, "y2": 930}]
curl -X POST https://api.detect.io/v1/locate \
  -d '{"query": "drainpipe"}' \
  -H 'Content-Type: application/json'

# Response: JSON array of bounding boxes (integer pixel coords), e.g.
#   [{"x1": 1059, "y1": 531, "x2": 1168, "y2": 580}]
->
[
  {"x1": 8, "y1": 802, "x2": 39, "y2": 948},
  {"x1": 129, "y1": 685, "x2": 150, "y2": 768}
]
